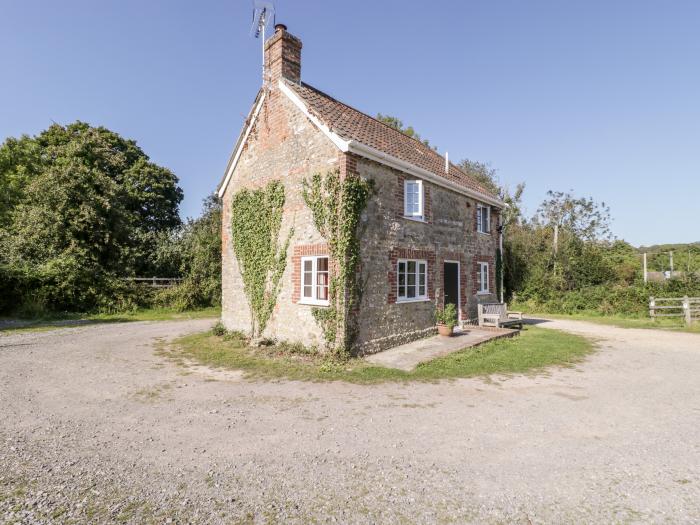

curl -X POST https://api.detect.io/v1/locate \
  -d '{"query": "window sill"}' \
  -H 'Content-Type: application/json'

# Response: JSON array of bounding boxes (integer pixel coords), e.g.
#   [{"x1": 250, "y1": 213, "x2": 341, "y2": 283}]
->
[
  {"x1": 476, "y1": 291, "x2": 491, "y2": 296},
  {"x1": 396, "y1": 297, "x2": 431, "y2": 304},
  {"x1": 477, "y1": 231, "x2": 491, "y2": 236},
  {"x1": 299, "y1": 299, "x2": 330, "y2": 307},
  {"x1": 402, "y1": 215, "x2": 427, "y2": 223}
]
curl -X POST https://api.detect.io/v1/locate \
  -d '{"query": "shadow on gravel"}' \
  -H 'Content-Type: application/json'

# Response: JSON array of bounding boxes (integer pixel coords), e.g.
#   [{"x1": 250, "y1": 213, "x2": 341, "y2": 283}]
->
[
  {"x1": 523, "y1": 318, "x2": 553, "y2": 326},
  {"x1": 0, "y1": 318, "x2": 133, "y2": 333}
]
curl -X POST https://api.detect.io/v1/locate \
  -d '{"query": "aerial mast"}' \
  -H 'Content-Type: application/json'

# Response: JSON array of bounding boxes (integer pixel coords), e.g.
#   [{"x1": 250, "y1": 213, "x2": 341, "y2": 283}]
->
[{"x1": 251, "y1": 1, "x2": 275, "y2": 84}]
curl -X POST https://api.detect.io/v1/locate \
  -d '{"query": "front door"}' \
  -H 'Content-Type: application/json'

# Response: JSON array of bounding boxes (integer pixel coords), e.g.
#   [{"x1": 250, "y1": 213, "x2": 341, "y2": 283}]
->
[{"x1": 443, "y1": 262, "x2": 459, "y2": 311}]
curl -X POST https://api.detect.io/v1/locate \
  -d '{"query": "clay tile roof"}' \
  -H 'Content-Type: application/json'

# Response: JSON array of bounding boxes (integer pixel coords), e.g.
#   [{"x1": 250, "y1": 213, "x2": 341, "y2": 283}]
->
[{"x1": 283, "y1": 80, "x2": 498, "y2": 200}]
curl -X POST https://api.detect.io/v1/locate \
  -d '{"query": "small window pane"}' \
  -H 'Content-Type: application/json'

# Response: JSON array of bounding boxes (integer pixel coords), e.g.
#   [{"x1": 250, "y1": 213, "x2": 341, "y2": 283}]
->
[
  {"x1": 316, "y1": 257, "x2": 329, "y2": 301},
  {"x1": 398, "y1": 285, "x2": 406, "y2": 298},
  {"x1": 407, "y1": 285, "x2": 416, "y2": 298}
]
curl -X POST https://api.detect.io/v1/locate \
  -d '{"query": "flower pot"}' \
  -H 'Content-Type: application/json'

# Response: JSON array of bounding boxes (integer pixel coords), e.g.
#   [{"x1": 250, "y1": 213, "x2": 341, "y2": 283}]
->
[{"x1": 437, "y1": 323, "x2": 453, "y2": 337}]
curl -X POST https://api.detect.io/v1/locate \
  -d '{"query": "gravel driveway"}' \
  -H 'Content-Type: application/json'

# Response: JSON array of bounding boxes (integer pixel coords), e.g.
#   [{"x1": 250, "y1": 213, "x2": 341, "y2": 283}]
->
[{"x1": 1, "y1": 318, "x2": 699, "y2": 524}]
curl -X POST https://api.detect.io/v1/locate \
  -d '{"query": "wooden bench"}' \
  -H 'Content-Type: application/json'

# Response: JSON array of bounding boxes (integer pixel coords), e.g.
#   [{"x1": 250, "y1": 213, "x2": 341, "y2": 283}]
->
[{"x1": 477, "y1": 303, "x2": 524, "y2": 329}]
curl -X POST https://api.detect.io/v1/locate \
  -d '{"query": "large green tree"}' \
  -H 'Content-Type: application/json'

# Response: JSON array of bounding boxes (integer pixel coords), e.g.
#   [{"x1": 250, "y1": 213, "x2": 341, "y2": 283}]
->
[{"x1": 0, "y1": 121, "x2": 183, "y2": 311}]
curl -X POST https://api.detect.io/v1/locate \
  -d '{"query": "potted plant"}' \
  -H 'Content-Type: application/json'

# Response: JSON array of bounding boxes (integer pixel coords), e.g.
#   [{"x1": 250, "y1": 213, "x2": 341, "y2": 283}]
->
[{"x1": 435, "y1": 303, "x2": 458, "y2": 337}]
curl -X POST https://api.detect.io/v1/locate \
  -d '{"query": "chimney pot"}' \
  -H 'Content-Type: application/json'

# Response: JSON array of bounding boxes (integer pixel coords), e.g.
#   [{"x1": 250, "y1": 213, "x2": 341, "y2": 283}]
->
[{"x1": 265, "y1": 24, "x2": 302, "y2": 83}]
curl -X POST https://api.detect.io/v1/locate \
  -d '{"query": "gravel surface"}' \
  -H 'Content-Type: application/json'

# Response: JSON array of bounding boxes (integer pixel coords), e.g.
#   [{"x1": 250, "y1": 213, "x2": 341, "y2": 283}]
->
[{"x1": 1, "y1": 318, "x2": 699, "y2": 524}]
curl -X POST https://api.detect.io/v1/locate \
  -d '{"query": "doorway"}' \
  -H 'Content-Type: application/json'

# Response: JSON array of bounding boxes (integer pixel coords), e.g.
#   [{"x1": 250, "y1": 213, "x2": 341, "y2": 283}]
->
[{"x1": 443, "y1": 261, "x2": 460, "y2": 314}]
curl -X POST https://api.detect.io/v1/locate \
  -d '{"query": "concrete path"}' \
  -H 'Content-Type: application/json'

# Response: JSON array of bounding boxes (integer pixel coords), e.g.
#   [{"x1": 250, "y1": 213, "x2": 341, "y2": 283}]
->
[{"x1": 365, "y1": 327, "x2": 516, "y2": 370}]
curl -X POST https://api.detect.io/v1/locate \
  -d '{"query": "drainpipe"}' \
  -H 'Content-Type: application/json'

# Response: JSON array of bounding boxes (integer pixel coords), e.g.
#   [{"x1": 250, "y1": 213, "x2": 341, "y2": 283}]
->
[{"x1": 498, "y1": 215, "x2": 504, "y2": 304}]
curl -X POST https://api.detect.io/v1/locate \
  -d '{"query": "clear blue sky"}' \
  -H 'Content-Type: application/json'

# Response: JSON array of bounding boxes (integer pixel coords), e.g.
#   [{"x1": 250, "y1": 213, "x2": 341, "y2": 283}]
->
[{"x1": 2, "y1": 0, "x2": 698, "y2": 246}]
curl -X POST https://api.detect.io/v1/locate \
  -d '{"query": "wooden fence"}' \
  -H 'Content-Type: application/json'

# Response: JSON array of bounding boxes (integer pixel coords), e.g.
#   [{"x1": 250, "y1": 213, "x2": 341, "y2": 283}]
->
[
  {"x1": 124, "y1": 277, "x2": 183, "y2": 289},
  {"x1": 649, "y1": 296, "x2": 700, "y2": 326}
]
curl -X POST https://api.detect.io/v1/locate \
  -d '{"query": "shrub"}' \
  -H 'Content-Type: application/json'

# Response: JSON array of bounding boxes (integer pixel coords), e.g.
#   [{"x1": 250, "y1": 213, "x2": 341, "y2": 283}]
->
[
  {"x1": 212, "y1": 321, "x2": 227, "y2": 337},
  {"x1": 435, "y1": 303, "x2": 458, "y2": 329}
]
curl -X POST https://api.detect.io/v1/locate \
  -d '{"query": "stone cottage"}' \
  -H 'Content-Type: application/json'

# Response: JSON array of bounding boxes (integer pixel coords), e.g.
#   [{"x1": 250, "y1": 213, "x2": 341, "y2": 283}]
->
[{"x1": 219, "y1": 24, "x2": 505, "y2": 354}]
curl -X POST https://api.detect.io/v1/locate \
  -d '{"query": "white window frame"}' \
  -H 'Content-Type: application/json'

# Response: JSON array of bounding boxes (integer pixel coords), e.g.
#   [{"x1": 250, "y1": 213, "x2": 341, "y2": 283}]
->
[
  {"x1": 396, "y1": 258, "x2": 429, "y2": 303},
  {"x1": 299, "y1": 256, "x2": 330, "y2": 306},
  {"x1": 477, "y1": 203, "x2": 490, "y2": 234},
  {"x1": 477, "y1": 262, "x2": 490, "y2": 294},
  {"x1": 403, "y1": 180, "x2": 424, "y2": 220}
]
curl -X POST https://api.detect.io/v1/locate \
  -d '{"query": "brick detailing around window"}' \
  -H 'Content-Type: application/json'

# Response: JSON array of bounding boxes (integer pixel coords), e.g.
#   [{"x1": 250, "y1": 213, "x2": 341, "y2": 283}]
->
[
  {"x1": 395, "y1": 173, "x2": 405, "y2": 219},
  {"x1": 439, "y1": 252, "x2": 470, "y2": 320},
  {"x1": 395, "y1": 174, "x2": 431, "y2": 223},
  {"x1": 388, "y1": 247, "x2": 436, "y2": 304},
  {"x1": 291, "y1": 244, "x2": 329, "y2": 303},
  {"x1": 423, "y1": 184, "x2": 432, "y2": 223},
  {"x1": 472, "y1": 255, "x2": 495, "y2": 295}
]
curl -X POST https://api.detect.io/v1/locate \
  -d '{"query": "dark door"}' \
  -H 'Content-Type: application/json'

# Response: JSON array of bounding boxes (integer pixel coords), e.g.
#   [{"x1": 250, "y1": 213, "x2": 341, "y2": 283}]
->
[{"x1": 443, "y1": 262, "x2": 459, "y2": 309}]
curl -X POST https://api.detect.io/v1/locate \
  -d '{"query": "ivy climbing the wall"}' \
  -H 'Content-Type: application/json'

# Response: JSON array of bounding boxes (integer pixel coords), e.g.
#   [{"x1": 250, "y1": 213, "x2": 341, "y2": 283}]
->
[
  {"x1": 230, "y1": 180, "x2": 292, "y2": 338},
  {"x1": 302, "y1": 168, "x2": 373, "y2": 357}
]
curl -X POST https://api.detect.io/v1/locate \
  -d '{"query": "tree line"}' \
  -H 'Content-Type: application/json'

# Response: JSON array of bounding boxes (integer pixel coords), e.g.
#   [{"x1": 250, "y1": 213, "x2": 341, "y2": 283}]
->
[
  {"x1": 2, "y1": 118, "x2": 697, "y2": 319},
  {"x1": 0, "y1": 122, "x2": 221, "y2": 315},
  {"x1": 377, "y1": 114, "x2": 700, "y2": 316}
]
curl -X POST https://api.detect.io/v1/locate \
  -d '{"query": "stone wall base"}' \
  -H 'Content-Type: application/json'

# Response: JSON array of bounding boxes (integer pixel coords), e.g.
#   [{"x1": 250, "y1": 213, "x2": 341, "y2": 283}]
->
[{"x1": 355, "y1": 326, "x2": 438, "y2": 356}]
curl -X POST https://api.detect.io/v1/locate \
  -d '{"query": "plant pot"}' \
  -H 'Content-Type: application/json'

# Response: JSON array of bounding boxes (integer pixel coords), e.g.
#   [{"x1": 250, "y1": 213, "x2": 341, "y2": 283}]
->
[{"x1": 437, "y1": 323, "x2": 453, "y2": 337}]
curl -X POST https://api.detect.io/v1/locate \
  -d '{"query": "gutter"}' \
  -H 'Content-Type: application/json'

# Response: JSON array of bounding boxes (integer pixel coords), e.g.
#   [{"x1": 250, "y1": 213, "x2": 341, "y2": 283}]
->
[{"x1": 346, "y1": 140, "x2": 505, "y2": 208}]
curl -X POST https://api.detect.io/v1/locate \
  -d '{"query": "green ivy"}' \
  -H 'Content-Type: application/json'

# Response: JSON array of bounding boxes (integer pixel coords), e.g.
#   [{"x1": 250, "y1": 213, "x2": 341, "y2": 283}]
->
[
  {"x1": 230, "y1": 181, "x2": 293, "y2": 337},
  {"x1": 302, "y1": 168, "x2": 373, "y2": 357}
]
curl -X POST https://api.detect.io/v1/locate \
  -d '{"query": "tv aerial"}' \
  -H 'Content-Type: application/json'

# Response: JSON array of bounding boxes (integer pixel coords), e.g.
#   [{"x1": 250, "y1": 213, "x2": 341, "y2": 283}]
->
[{"x1": 250, "y1": 1, "x2": 275, "y2": 83}]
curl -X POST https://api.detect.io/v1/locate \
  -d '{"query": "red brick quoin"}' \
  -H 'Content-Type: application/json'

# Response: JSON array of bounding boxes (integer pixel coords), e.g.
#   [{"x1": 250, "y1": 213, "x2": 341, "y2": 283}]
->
[{"x1": 387, "y1": 248, "x2": 436, "y2": 304}]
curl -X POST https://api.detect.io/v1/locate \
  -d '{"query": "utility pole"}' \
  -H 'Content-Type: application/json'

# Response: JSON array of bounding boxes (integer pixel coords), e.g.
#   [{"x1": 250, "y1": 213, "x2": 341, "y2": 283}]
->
[
  {"x1": 670, "y1": 251, "x2": 674, "y2": 275},
  {"x1": 643, "y1": 253, "x2": 648, "y2": 283}
]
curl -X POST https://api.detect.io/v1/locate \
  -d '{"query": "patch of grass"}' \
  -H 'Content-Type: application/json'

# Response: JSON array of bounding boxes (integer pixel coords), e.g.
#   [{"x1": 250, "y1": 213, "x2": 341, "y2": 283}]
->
[
  {"x1": 166, "y1": 326, "x2": 593, "y2": 384},
  {"x1": 0, "y1": 307, "x2": 220, "y2": 333},
  {"x1": 524, "y1": 311, "x2": 700, "y2": 333}
]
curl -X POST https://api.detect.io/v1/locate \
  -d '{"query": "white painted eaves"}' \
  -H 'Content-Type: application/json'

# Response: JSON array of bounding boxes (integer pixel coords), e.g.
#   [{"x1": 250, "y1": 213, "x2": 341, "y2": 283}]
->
[{"x1": 217, "y1": 90, "x2": 266, "y2": 198}]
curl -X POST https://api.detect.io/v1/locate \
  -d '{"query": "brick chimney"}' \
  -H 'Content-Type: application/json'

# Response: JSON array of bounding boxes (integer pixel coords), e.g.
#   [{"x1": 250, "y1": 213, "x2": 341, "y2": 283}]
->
[{"x1": 264, "y1": 24, "x2": 302, "y2": 84}]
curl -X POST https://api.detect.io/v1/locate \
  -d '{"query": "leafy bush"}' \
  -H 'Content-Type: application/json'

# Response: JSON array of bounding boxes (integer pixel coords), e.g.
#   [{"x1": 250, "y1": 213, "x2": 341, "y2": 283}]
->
[
  {"x1": 212, "y1": 321, "x2": 227, "y2": 337},
  {"x1": 435, "y1": 303, "x2": 458, "y2": 329},
  {"x1": 516, "y1": 277, "x2": 700, "y2": 317}
]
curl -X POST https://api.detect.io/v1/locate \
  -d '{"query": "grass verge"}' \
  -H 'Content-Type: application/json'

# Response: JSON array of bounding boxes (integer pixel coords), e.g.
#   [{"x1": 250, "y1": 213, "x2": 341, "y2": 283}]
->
[
  {"x1": 0, "y1": 307, "x2": 220, "y2": 333},
  {"x1": 522, "y1": 311, "x2": 700, "y2": 333},
  {"x1": 165, "y1": 325, "x2": 593, "y2": 384}
]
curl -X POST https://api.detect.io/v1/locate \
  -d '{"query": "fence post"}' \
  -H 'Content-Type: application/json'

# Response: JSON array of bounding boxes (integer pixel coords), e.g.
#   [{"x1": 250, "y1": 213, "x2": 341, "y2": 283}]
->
[
  {"x1": 649, "y1": 296, "x2": 655, "y2": 320},
  {"x1": 152, "y1": 276, "x2": 156, "y2": 287},
  {"x1": 683, "y1": 296, "x2": 691, "y2": 326}
]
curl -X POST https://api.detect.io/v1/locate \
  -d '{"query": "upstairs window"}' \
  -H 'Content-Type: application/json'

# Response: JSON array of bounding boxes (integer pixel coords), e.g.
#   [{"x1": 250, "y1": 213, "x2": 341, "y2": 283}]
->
[
  {"x1": 477, "y1": 203, "x2": 490, "y2": 234},
  {"x1": 300, "y1": 256, "x2": 329, "y2": 305},
  {"x1": 477, "y1": 262, "x2": 490, "y2": 294},
  {"x1": 397, "y1": 259, "x2": 427, "y2": 302},
  {"x1": 404, "y1": 180, "x2": 424, "y2": 219}
]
